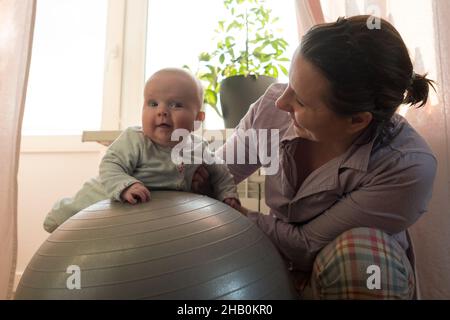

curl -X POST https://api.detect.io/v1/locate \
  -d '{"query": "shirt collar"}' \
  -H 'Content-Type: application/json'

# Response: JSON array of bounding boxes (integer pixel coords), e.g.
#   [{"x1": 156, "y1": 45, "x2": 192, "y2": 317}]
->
[
  {"x1": 280, "y1": 120, "x2": 377, "y2": 172},
  {"x1": 341, "y1": 114, "x2": 404, "y2": 172},
  {"x1": 339, "y1": 127, "x2": 376, "y2": 172},
  {"x1": 280, "y1": 122, "x2": 299, "y2": 143}
]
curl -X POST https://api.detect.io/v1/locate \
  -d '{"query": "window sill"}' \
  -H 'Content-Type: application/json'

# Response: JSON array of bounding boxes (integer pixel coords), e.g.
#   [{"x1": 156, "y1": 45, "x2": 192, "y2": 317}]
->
[{"x1": 82, "y1": 130, "x2": 122, "y2": 146}]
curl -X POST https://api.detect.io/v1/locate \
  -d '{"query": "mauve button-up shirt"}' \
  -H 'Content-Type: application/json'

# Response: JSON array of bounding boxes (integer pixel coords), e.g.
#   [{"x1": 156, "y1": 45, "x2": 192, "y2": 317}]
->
[{"x1": 220, "y1": 83, "x2": 437, "y2": 272}]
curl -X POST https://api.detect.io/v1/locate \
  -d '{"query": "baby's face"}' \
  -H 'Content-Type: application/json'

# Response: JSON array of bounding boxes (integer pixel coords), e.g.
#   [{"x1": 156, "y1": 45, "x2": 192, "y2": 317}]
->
[{"x1": 142, "y1": 71, "x2": 203, "y2": 147}]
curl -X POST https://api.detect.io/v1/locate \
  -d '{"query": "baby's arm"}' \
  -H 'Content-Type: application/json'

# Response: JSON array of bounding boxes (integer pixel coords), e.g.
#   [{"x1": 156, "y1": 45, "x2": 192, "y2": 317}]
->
[
  {"x1": 121, "y1": 182, "x2": 151, "y2": 204},
  {"x1": 99, "y1": 128, "x2": 148, "y2": 202},
  {"x1": 189, "y1": 136, "x2": 239, "y2": 208},
  {"x1": 223, "y1": 197, "x2": 241, "y2": 210},
  {"x1": 205, "y1": 163, "x2": 240, "y2": 209}
]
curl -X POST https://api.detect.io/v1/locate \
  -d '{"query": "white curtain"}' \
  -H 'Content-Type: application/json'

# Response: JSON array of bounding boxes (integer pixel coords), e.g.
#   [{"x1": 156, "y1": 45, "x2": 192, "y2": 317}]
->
[
  {"x1": 295, "y1": 0, "x2": 450, "y2": 298},
  {"x1": 407, "y1": 0, "x2": 450, "y2": 300},
  {"x1": 294, "y1": 0, "x2": 325, "y2": 40},
  {"x1": 0, "y1": 0, "x2": 36, "y2": 299}
]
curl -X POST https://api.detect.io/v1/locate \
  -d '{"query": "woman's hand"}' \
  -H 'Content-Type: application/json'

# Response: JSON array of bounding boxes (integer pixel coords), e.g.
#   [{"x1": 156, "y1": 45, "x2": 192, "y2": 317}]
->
[
  {"x1": 224, "y1": 198, "x2": 250, "y2": 216},
  {"x1": 223, "y1": 198, "x2": 241, "y2": 211},
  {"x1": 237, "y1": 205, "x2": 250, "y2": 216},
  {"x1": 191, "y1": 165, "x2": 213, "y2": 196},
  {"x1": 121, "y1": 182, "x2": 151, "y2": 204}
]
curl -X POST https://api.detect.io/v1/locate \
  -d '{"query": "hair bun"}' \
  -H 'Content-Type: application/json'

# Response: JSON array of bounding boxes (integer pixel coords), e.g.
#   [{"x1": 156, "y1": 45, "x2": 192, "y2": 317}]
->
[{"x1": 404, "y1": 72, "x2": 435, "y2": 108}]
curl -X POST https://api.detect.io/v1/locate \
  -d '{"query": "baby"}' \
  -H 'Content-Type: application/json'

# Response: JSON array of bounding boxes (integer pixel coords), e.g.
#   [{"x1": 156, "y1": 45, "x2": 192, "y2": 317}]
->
[{"x1": 44, "y1": 68, "x2": 239, "y2": 233}]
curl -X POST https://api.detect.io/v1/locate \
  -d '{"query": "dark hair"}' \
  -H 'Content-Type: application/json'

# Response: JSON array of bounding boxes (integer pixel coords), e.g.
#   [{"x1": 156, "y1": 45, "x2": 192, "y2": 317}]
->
[{"x1": 300, "y1": 15, "x2": 435, "y2": 145}]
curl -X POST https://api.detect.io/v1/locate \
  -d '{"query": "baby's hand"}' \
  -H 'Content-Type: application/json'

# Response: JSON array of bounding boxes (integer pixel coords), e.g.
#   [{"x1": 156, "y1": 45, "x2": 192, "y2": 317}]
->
[
  {"x1": 223, "y1": 198, "x2": 241, "y2": 211},
  {"x1": 121, "y1": 182, "x2": 151, "y2": 205}
]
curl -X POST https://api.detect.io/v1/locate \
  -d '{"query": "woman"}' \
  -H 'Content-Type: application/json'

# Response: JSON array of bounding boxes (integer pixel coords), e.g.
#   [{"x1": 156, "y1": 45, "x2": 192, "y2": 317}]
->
[{"x1": 193, "y1": 15, "x2": 437, "y2": 299}]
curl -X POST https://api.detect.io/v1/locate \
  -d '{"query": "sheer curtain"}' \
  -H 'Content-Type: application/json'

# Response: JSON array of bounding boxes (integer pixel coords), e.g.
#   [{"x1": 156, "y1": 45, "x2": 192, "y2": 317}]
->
[
  {"x1": 294, "y1": 0, "x2": 324, "y2": 39},
  {"x1": 0, "y1": 0, "x2": 36, "y2": 299},
  {"x1": 295, "y1": 0, "x2": 450, "y2": 298},
  {"x1": 409, "y1": 0, "x2": 450, "y2": 300}
]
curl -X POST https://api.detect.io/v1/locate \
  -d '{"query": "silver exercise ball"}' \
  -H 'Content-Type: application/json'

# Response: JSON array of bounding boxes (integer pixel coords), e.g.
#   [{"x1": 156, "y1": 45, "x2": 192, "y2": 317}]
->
[{"x1": 15, "y1": 191, "x2": 297, "y2": 300}]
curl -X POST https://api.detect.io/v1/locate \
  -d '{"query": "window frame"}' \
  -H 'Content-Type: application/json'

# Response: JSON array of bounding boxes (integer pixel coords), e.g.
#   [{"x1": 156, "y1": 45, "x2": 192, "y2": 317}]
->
[
  {"x1": 21, "y1": 0, "x2": 148, "y2": 151},
  {"x1": 102, "y1": 0, "x2": 148, "y2": 131}
]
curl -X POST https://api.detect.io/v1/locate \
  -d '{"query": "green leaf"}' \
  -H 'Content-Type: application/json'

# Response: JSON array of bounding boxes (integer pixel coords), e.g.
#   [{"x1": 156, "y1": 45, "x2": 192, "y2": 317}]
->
[
  {"x1": 278, "y1": 64, "x2": 288, "y2": 76},
  {"x1": 253, "y1": 44, "x2": 266, "y2": 53},
  {"x1": 258, "y1": 53, "x2": 271, "y2": 63},
  {"x1": 219, "y1": 54, "x2": 225, "y2": 64},
  {"x1": 228, "y1": 47, "x2": 235, "y2": 59},
  {"x1": 200, "y1": 73, "x2": 216, "y2": 86},
  {"x1": 198, "y1": 52, "x2": 211, "y2": 62},
  {"x1": 271, "y1": 65, "x2": 279, "y2": 79},
  {"x1": 225, "y1": 36, "x2": 234, "y2": 47},
  {"x1": 204, "y1": 89, "x2": 217, "y2": 107},
  {"x1": 228, "y1": 21, "x2": 243, "y2": 31},
  {"x1": 218, "y1": 21, "x2": 224, "y2": 31},
  {"x1": 279, "y1": 39, "x2": 289, "y2": 47}
]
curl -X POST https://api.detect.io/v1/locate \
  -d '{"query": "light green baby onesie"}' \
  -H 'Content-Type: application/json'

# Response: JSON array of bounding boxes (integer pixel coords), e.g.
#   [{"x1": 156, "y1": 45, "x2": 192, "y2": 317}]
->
[{"x1": 44, "y1": 126, "x2": 238, "y2": 232}]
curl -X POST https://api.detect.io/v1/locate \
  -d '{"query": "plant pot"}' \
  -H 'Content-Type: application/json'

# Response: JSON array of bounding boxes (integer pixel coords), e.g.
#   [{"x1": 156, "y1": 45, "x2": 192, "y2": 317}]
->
[{"x1": 220, "y1": 75, "x2": 277, "y2": 128}]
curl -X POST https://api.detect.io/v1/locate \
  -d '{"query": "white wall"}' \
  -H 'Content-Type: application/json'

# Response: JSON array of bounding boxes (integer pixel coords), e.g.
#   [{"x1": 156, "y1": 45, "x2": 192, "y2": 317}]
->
[{"x1": 16, "y1": 137, "x2": 103, "y2": 279}]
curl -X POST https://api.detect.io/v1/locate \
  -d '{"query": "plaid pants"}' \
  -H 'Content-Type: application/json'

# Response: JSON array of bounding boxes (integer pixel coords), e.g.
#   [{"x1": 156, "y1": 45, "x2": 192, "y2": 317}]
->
[{"x1": 300, "y1": 228, "x2": 415, "y2": 299}]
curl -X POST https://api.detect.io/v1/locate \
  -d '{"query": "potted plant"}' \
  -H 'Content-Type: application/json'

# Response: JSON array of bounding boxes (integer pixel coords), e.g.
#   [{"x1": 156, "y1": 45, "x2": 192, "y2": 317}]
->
[{"x1": 189, "y1": 0, "x2": 290, "y2": 128}]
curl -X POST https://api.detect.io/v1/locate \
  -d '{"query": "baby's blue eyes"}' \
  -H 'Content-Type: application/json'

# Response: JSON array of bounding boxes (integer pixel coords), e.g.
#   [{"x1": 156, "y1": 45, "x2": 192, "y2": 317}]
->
[
  {"x1": 170, "y1": 102, "x2": 184, "y2": 108},
  {"x1": 147, "y1": 101, "x2": 183, "y2": 108}
]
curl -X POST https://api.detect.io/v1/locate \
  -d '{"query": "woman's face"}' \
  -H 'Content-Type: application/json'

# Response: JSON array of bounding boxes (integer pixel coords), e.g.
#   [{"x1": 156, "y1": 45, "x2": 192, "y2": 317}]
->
[{"x1": 276, "y1": 54, "x2": 353, "y2": 143}]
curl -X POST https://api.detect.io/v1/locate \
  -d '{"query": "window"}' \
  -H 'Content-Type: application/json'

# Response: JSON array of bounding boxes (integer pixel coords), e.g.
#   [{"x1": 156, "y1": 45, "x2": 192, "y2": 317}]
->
[
  {"x1": 22, "y1": 0, "x2": 108, "y2": 136},
  {"x1": 145, "y1": 0, "x2": 298, "y2": 129},
  {"x1": 22, "y1": 0, "x2": 298, "y2": 136}
]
